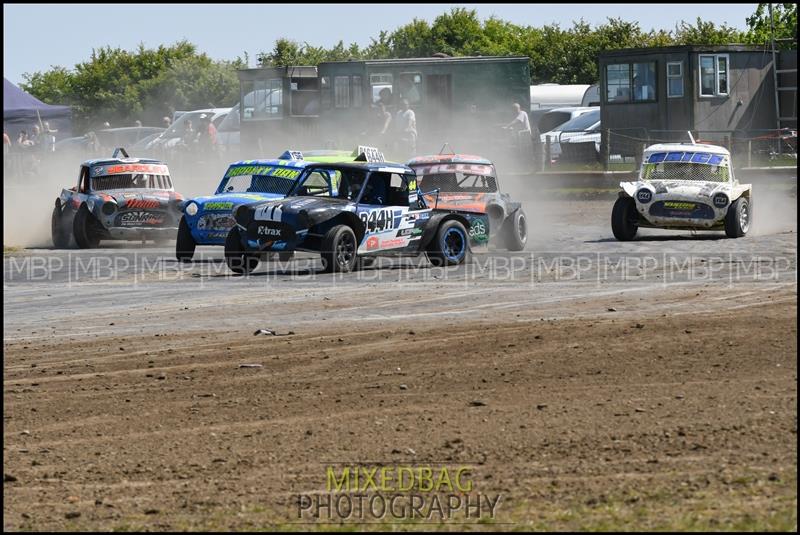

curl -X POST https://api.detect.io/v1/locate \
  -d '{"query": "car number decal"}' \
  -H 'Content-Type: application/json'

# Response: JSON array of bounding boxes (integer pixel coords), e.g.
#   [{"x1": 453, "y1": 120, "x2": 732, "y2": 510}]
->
[{"x1": 359, "y1": 208, "x2": 394, "y2": 234}]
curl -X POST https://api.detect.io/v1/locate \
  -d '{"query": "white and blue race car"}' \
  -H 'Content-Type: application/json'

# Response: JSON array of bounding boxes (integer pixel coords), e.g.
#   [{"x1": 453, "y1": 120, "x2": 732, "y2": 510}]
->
[{"x1": 612, "y1": 142, "x2": 752, "y2": 240}]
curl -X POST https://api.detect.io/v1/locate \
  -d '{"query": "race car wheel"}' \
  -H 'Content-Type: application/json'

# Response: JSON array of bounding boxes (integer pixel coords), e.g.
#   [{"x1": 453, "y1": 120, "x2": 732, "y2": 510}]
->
[
  {"x1": 724, "y1": 197, "x2": 750, "y2": 238},
  {"x1": 51, "y1": 204, "x2": 74, "y2": 249},
  {"x1": 73, "y1": 205, "x2": 101, "y2": 249},
  {"x1": 175, "y1": 216, "x2": 196, "y2": 262},
  {"x1": 429, "y1": 220, "x2": 469, "y2": 267},
  {"x1": 224, "y1": 227, "x2": 260, "y2": 275},
  {"x1": 504, "y1": 209, "x2": 528, "y2": 251},
  {"x1": 321, "y1": 225, "x2": 358, "y2": 273},
  {"x1": 611, "y1": 197, "x2": 638, "y2": 241}
]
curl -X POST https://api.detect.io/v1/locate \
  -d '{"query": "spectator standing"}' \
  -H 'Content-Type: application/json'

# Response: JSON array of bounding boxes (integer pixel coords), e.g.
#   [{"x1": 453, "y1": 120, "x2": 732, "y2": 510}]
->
[
  {"x1": 395, "y1": 99, "x2": 417, "y2": 157},
  {"x1": 505, "y1": 102, "x2": 531, "y2": 133}
]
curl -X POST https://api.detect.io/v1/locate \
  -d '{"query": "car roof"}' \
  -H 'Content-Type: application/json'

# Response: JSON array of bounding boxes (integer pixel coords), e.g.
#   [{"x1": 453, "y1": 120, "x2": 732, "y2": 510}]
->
[
  {"x1": 644, "y1": 143, "x2": 731, "y2": 156},
  {"x1": 304, "y1": 161, "x2": 413, "y2": 173},
  {"x1": 408, "y1": 154, "x2": 493, "y2": 166},
  {"x1": 544, "y1": 106, "x2": 596, "y2": 114},
  {"x1": 84, "y1": 157, "x2": 164, "y2": 166},
  {"x1": 229, "y1": 158, "x2": 313, "y2": 168}
]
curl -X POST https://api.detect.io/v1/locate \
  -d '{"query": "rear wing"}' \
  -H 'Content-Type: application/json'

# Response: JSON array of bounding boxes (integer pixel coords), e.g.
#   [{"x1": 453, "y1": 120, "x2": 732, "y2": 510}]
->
[{"x1": 112, "y1": 147, "x2": 130, "y2": 158}]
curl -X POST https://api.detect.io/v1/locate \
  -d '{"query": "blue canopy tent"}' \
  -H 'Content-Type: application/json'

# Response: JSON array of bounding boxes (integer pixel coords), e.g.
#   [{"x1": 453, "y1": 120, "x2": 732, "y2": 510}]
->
[{"x1": 4, "y1": 77, "x2": 72, "y2": 140}]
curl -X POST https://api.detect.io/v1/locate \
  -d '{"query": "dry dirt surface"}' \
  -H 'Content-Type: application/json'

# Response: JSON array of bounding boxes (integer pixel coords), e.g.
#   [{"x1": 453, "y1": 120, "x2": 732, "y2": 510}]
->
[{"x1": 3, "y1": 196, "x2": 798, "y2": 531}]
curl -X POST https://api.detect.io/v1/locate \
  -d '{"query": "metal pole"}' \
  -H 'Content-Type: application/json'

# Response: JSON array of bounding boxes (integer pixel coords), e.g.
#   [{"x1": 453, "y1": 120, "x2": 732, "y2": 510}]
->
[
  {"x1": 545, "y1": 136, "x2": 551, "y2": 169},
  {"x1": 769, "y1": 3, "x2": 782, "y2": 155}
]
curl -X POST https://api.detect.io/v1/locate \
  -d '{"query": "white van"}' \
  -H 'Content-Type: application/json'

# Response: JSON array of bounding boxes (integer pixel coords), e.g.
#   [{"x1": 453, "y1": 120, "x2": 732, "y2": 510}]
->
[
  {"x1": 145, "y1": 108, "x2": 231, "y2": 152},
  {"x1": 540, "y1": 108, "x2": 601, "y2": 160}
]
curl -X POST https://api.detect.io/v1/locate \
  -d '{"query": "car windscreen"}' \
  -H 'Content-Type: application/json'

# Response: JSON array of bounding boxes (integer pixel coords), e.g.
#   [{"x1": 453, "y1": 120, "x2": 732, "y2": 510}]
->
[
  {"x1": 641, "y1": 152, "x2": 730, "y2": 182},
  {"x1": 217, "y1": 104, "x2": 240, "y2": 133},
  {"x1": 537, "y1": 111, "x2": 572, "y2": 133},
  {"x1": 216, "y1": 164, "x2": 301, "y2": 195},
  {"x1": 552, "y1": 110, "x2": 600, "y2": 133},
  {"x1": 411, "y1": 163, "x2": 497, "y2": 193},
  {"x1": 162, "y1": 112, "x2": 214, "y2": 139},
  {"x1": 90, "y1": 163, "x2": 171, "y2": 190}
]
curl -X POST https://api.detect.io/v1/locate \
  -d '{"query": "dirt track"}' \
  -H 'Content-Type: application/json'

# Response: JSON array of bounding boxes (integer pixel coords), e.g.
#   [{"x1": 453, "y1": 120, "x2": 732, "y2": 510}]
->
[{"x1": 3, "y1": 197, "x2": 797, "y2": 530}]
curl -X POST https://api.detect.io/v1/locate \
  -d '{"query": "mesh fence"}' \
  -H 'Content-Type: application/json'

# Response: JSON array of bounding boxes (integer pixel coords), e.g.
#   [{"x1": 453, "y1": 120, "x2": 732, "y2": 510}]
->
[
  {"x1": 92, "y1": 174, "x2": 173, "y2": 190},
  {"x1": 642, "y1": 162, "x2": 729, "y2": 182}
]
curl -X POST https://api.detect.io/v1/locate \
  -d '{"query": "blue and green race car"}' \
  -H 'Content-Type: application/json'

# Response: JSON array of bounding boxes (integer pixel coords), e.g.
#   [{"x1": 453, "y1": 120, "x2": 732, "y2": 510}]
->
[{"x1": 175, "y1": 147, "x2": 379, "y2": 261}]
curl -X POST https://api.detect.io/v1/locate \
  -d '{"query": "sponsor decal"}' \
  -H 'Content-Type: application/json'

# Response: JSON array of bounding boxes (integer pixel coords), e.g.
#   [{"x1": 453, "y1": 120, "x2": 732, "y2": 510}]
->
[
  {"x1": 417, "y1": 164, "x2": 494, "y2": 176},
  {"x1": 712, "y1": 193, "x2": 729, "y2": 207},
  {"x1": 379, "y1": 237, "x2": 406, "y2": 249},
  {"x1": 366, "y1": 236, "x2": 379, "y2": 251},
  {"x1": 257, "y1": 226, "x2": 283, "y2": 237},
  {"x1": 397, "y1": 227, "x2": 423, "y2": 237},
  {"x1": 636, "y1": 189, "x2": 653, "y2": 203},
  {"x1": 204, "y1": 201, "x2": 234, "y2": 211},
  {"x1": 118, "y1": 211, "x2": 166, "y2": 226},
  {"x1": 468, "y1": 219, "x2": 488, "y2": 242},
  {"x1": 663, "y1": 201, "x2": 696, "y2": 210},
  {"x1": 104, "y1": 164, "x2": 169, "y2": 175},
  {"x1": 225, "y1": 165, "x2": 300, "y2": 179},
  {"x1": 197, "y1": 214, "x2": 235, "y2": 231},
  {"x1": 125, "y1": 198, "x2": 161, "y2": 209}
]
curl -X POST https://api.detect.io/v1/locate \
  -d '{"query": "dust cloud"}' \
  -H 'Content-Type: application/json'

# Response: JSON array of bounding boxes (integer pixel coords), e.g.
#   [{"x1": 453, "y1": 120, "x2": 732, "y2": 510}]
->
[
  {"x1": 748, "y1": 183, "x2": 798, "y2": 237},
  {"x1": 3, "y1": 147, "x2": 229, "y2": 249}
]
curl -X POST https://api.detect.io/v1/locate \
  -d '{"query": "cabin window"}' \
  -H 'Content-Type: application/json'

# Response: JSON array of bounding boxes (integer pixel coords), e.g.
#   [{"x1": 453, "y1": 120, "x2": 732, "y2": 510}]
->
[
  {"x1": 240, "y1": 79, "x2": 282, "y2": 120},
  {"x1": 352, "y1": 76, "x2": 363, "y2": 108},
  {"x1": 334, "y1": 76, "x2": 350, "y2": 108},
  {"x1": 370, "y1": 73, "x2": 393, "y2": 106},
  {"x1": 321, "y1": 76, "x2": 332, "y2": 109},
  {"x1": 397, "y1": 72, "x2": 422, "y2": 105},
  {"x1": 605, "y1": 62, "x2": 656, "y2": 103},
  {"x1": 606, "y1": 64, "x2": 630, "y2": 102},
  {"x1": 699, "y1": 54, "x2": 729, "y2": 97},
  {"x1": 667, "y1": 61, "x2": 684, "y2": 98}
]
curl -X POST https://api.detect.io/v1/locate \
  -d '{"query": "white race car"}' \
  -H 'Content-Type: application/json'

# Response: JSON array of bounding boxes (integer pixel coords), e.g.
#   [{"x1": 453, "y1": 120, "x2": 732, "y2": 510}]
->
[{"x1": 612, "y1": 142, "x2": 751, "y2": 240}]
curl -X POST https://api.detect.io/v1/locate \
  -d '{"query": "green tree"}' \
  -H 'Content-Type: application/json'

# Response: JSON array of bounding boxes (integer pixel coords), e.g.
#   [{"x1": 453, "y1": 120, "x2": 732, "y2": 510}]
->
[
  {"x1": 672, "y1": 17, "x2": 747, "y2": 45},
  {"x1": 745, "y1": 3, "x2": 797, "y2": 47},
  {"x1": 21, "y1": 40, "x2": 243, "y2": 132}
]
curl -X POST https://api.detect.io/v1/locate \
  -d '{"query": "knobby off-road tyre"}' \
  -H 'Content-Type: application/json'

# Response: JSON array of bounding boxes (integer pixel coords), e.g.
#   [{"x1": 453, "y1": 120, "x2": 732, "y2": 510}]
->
[
  {"x1": 175, "y1": 216, "x2": 196, "y2": 262},
  {"x1": 724, "y1": 197, "x2": 750, "y2": 238},
  {"x1": 321, "y1": 225, "x2": 358, "y2": 273},
  {"x1": 224, "y1": 227, "x2": 260, "y2": 275},
  {"x1": 428, "y1": 220, "x2": 470, "y2": 267},
  {"x1": 611, "y1": 196, "x2": 638, "y2": 241},
  {"x1": 73, "y1": 205, "x2": 101, "y2": 249}
]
